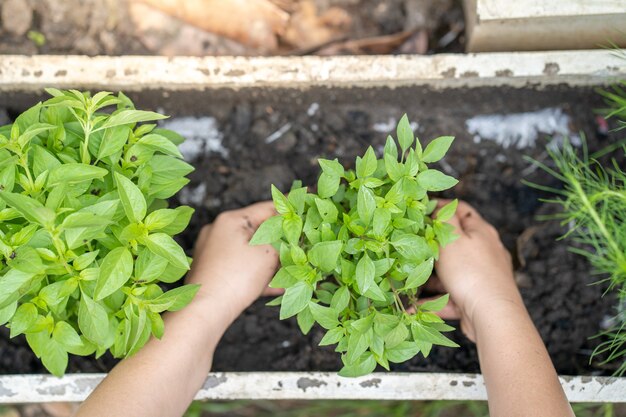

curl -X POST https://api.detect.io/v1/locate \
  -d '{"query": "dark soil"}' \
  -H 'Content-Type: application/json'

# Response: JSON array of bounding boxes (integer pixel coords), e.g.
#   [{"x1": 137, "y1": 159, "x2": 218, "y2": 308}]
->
[{"x1": 0, "y1": 84, "x2": 620, "y2": 376}]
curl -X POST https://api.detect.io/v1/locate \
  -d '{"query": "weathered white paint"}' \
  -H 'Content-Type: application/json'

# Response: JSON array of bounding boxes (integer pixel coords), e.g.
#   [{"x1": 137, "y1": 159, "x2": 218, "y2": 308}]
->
[
  {"x1": 465, "y1": 0, "x2": 626, "y2": 52},
  {"x1": 0, "y1": 373, "x2": 624, "y2": 404},
  {"x1": 160, "y1": 116, "x2": 227, "y2": 160},
  {"x1": 465, "y1": 107, "x2": 576, "y2": 149},
  {"x1": 0, "y1": 51, "x2": 624, "y2": 93}
]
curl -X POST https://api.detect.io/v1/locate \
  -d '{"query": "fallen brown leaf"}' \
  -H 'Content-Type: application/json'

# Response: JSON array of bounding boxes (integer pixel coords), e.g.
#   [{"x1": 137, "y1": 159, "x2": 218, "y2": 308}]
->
[{"x1": 133, "y1": 0, "x2": 289, "y2": 52}]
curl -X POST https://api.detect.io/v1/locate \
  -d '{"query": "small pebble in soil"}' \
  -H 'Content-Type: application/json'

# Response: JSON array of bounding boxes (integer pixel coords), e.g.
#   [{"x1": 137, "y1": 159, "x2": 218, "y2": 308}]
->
[{"x1": 307, "y1": 102, "x2": 320, "y2": 116}]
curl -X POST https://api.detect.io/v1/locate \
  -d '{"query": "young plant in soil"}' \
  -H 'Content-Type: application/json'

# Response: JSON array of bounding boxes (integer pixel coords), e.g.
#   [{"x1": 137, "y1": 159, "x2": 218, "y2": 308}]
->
[
  {"x1": 529, "y1": 140, "x2": 626, "y2": 376},
  {"x1": 0, "y1": 89, "x2": 198, "y2": 376},
  {"x1": 251, "y1": 115, "x2": 460, "y2": 377},
  {"x1": 528, "y1": 81, "x2": 626, "y2": 376},
  {"x1": 527, "y1": 82, "x2": 626, "y2": 375}
]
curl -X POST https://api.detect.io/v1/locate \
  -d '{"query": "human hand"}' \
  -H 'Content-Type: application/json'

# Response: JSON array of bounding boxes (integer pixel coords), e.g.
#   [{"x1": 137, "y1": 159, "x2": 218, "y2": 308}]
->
[
  {"x1": 434, "y1": 201, "x2": 521, "y2": 341},
  {"x1": 185, "y1": 201, "x2": 280, "y2": 323}
]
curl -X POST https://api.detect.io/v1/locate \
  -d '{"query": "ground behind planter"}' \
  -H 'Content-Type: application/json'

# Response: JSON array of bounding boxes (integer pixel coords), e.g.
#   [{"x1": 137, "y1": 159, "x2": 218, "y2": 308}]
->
[{"x1": 0, "y1": 84, "x2": 621, "y2": 376}]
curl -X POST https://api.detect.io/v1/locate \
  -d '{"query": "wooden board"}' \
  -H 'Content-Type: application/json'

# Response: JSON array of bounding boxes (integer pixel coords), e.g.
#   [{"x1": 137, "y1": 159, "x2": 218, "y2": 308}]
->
[{"x1": 1, "y1": 372, "x2": 625, "y2": 403}]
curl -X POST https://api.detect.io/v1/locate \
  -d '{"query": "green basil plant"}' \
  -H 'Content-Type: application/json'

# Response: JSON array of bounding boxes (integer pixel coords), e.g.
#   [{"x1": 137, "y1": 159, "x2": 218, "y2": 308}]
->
[
  {"x1": 252, "y1": 115, "x2": 460, "y2": 377},
  {"x1": 0, "y1": 89, "x2": 198, "y2": 376}
]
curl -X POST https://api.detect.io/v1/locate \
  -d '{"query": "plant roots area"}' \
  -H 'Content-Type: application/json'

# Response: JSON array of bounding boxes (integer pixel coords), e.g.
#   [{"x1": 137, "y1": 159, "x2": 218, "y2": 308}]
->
[{"x1": 0, "y1": 85, "x2": 621, "y2": 375}]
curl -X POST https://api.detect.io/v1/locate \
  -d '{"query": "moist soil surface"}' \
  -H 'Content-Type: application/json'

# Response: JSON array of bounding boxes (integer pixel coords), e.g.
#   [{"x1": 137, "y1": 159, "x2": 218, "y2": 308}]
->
[{"x1": 0, "y1": 85, "x2": 621, "y2": 376}]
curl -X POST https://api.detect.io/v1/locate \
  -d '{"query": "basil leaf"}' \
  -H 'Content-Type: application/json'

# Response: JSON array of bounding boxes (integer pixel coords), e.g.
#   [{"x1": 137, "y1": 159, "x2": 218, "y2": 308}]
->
[
  {"x1": 404, "y1": 258, "x2": 434, "y2": 290},
  {"x1": 78, "y1": 293, "x2": 110, "y2": 345},
  {"x1": 437, "y1": 199, "x2": 458, "y2": 222},
  {"x1": 95, "y1": 109, "x2": 167, "y2": 131},
  {"x1": 355, "y1": 252, "x2": 375, "y2": 294},
  {"x1": 338, "y1": 353, "x2": 377, "y2": 377},
  {"x1": 48, "y1": 163, "x2": 108, "y2": 186},
  {"x1": 9, "y1": 303, "x2": 38, "y2": 338},
  {"x1": 422, "y1": 136, "x2": 454, "y2": 163},
  {"x1": 114, "y1": 172, "x2": 147, "y2": 223},
  {"x1": 94, "y1": 247, "x2": 133, "y2": 300},
  {"x1": 308, "y1": 240, "x2": 342, "y2": 272},
  {"x1": 144, "y1": 233, "x2": 190, "y2": 270},
  {"x1": 396, "y1": 114, "x2": 414, "y2": 153},
  {"x1": 317, "y1": 172, "x2": 340, "y2": 199},
  {"x1": 0, "y1": 191, "x2": 55, "y2": 227},
  {"x1": 357, "y1": 186, "x2": 375, "y2": 225},
  {"x1": 417, "y1": 169, "x2": 458, "y2": 191},
  {"x1": 250, "y1": 215, "x2": 283, "y2": 245},
  {"x1": 386, "y1": 341, "x2": 420, "y2": 363},
  {"x1": 309, "y1": 302, "x2": 339, "y2": 330},
  {"x1": 419, "y1": 294, "x2": 450, "y2": 312},
  {"x1": 280, "y1": 281, "x2": 312, "y2": 319},
  {"x1": 148, "y1": 284, "x2": 200, "y2": 312}
]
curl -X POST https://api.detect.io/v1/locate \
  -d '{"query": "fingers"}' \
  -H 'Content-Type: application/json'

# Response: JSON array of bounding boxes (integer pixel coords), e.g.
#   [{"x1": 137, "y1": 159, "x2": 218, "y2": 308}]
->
[
  {"x1": 236, "y1": 201, "x2": 278, "y2": 228},
  {"x1": 455, "y1": 201, "x2": 496, "y2": 236},
  {"x1": 262, "y1": 287, "x2": 284, "y2": 296},
  {"x1": 193, "y1": 224, "x2": 213, "y2": 255},
  {"x1": 455, "y1": 200, "x2": 480, "y2": 221}
]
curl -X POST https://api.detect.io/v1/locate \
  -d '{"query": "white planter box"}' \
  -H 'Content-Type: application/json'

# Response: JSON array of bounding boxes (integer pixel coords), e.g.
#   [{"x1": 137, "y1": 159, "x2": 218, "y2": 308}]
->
[{"x1": 0, "y1": 51, "x2": 625, "y2": 404}]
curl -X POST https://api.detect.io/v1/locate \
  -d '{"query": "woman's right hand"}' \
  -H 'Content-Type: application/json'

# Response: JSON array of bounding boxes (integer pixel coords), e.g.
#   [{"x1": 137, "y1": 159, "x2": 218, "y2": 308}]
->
[{"x1": 434, "y1": 201, "x2": 522, "y2": 341}]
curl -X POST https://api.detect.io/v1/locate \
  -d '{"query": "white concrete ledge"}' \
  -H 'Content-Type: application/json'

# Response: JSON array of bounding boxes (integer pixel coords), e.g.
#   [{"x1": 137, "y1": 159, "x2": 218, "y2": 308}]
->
[
  {"x1": 0, "y1": 51, "x2": 624, "y2": 93},
  {"x1": 0, "y1": 372, "x2": 624, "y2": 403}
]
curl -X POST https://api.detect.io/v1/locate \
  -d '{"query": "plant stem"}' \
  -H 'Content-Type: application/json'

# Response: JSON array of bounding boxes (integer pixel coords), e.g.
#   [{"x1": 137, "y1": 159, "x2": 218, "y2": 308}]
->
[
  {"x1": 408, "y1": 293, "x2": 420, "y2": 313},
  {"x1": 18, "y1": 157, "x2": 35, "y2": 193},
  {"x1": 82, "y1": 122, "x2": 92, "y2": 164},
  {"x1": 81, "y1": 105, "x2": 93, "y2": 164},
  {"x1": 51, "y1": 234, "x2": 76, "y2": 276},
  {"x1": 387, "y1": 276, "x2": 406, "y2": 314}
]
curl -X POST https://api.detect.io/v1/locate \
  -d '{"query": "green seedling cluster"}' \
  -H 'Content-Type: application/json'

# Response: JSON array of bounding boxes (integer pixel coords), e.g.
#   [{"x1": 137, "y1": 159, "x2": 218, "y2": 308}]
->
[
  {"x1": 0, "y1": 89, "x2": 198, "y2": 376},
  {"x1": 528, "y1": 80, "x2": 626, "y2": 375},
  {"x1": 530, "y1": 139, "x2": 626, "y2": 375},
  {"x1": 252, "y1": 115, "x2": 460, "y2": 377}
]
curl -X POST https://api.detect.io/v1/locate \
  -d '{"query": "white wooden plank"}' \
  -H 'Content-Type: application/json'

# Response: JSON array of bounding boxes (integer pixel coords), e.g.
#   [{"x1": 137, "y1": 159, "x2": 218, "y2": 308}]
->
[
  {"x1": 0, "y1": 51, "x2": 624, "y2": 93},
  {"x1": 0, "y1": 373, "x2": 624, "y2": 404}
]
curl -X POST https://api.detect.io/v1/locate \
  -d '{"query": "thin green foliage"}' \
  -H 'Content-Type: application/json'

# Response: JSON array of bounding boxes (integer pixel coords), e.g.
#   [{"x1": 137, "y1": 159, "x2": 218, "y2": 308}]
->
[
  {"x1": 251, "y1": 115, "x2": 459, "y2": 377},
  {"x1": 597, "y1": 81, "x2": 626, "y2": 132},
  {"x1": 527, "y1": 74, "x2": 626, "y2": 375},
  {"x1": 0, "y1": 89, "x2": 197, "y2": 376},
  {"x1": 526, "y1": 136, "x2": 626, "y2": 375}
]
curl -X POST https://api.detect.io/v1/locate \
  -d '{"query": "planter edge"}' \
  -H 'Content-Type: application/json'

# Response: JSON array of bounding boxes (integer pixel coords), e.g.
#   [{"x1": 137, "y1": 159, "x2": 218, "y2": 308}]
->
[
  {"x1": 0, "y1": 372, "x2": 624, "y2": 403},
  {"x1": 0, "y1": 50, "x2": 625, "y2": 93}
]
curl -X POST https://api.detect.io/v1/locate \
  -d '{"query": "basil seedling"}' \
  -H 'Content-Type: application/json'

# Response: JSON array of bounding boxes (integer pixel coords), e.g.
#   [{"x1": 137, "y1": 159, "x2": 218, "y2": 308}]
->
[
  {"x1": 0, "y1": 89, "x2": 197, "y2": 376},
  {"x1": 252, "y1": 115, "x2": 460, "y2": 377}
]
